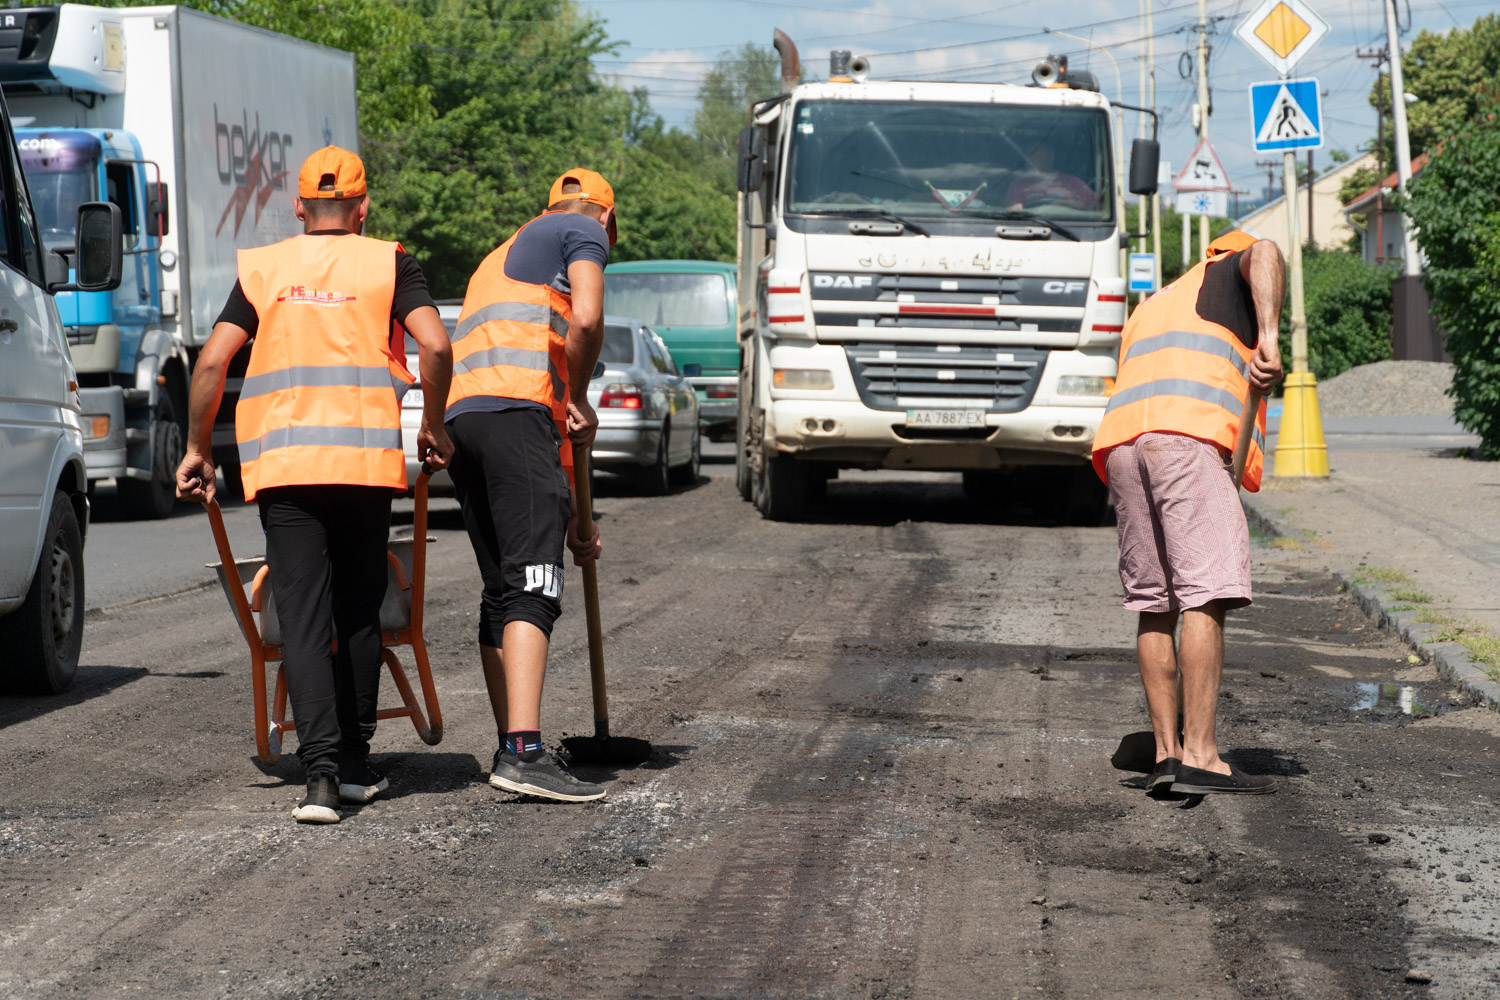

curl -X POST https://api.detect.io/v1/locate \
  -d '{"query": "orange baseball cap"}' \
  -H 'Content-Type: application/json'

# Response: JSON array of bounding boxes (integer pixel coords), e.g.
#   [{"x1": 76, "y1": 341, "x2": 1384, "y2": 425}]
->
[
  {"x1": 298, "y1": 146, "x2": 366, "y2": 200},
  {"x1": 1205, "y1": 229, "x2": 1258, "y2": 258},
  {"x1": 548, "y1": 168, "x2": 617, "y2": 245}
]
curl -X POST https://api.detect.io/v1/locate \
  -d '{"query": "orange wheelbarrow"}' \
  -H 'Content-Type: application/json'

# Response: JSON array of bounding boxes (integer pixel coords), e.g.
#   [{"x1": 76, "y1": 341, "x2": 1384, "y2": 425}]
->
[{"x1": 203, "y1": 471, "x2": 444, "y2": 765}]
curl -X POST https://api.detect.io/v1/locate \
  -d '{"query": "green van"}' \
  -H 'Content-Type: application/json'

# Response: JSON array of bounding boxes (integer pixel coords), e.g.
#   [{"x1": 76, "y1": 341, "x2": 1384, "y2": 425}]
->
[{"x1": 603, "y1": 260, "x2": 738, "y2": 439}]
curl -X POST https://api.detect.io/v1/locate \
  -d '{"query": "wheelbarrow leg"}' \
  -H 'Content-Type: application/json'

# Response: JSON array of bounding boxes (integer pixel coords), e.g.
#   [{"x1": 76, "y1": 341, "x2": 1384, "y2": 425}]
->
[{"x1": 381, "y1": 647, "x2": 433, "y2": 744}]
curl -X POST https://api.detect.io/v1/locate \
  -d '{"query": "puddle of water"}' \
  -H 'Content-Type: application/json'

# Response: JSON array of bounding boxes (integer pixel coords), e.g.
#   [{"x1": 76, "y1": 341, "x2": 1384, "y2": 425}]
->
[{"x1": 1352, "y1": 682, "x2": 1439, "y2": 716}]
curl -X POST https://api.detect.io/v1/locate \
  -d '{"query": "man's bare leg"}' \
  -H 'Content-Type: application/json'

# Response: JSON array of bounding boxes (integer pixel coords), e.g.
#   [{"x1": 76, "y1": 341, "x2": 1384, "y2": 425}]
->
[
  {"x1": 1137, "y1": 611, "x2": 1182, "y2": 763},
  {"x1": 1179, "y1": 601, "x2": 1229, "y2": 775},
  {"x1": 479, "y1": 621, "x2": 550, "y2": 736}
]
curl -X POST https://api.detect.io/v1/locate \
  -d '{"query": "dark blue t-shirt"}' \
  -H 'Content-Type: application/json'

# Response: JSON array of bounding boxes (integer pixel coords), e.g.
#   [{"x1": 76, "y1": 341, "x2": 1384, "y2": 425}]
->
[{"x1": 446, "y1": 212, "x2": 610, "y2": 420}]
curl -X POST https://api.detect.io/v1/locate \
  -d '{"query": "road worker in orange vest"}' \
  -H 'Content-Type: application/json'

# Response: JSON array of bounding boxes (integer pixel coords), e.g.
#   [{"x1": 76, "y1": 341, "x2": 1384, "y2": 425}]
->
[
  {"x1": 1091, "y1": 230, "x2": 1284, "y2": 796},
  {"x1": 445, "y1": 169, "x2": 611, "y2": 803},
  {"x1": 175, "y1": 147, "x2": 455, "y2": 824}
]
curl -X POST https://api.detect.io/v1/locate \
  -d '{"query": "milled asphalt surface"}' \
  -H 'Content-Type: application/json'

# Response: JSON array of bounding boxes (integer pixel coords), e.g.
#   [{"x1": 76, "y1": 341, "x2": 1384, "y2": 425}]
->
[{"x1": 5, "y1": 443, "x2": 1500, "y2": 998}]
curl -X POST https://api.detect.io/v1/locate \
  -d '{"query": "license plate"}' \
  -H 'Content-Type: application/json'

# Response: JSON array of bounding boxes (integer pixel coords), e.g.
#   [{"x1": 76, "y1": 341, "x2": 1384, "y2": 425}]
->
[
  {"x1": 904, "y1": 408, "x2": 986, "y2": 428},
  {"x1": 404, "y1": 387, "x2": 424, "y2": 409}
]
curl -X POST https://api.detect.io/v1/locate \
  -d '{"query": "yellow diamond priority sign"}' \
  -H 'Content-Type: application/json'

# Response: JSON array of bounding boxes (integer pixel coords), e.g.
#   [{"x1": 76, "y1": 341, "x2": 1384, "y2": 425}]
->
[{"x1": 1235, "y1": 0, "x2": 1329, "y2": 77}]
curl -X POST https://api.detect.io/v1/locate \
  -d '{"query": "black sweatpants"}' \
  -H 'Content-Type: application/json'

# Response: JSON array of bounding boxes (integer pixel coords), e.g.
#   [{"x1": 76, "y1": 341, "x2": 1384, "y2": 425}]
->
[
  {"x1": 447, "y1": 408, "x2": 570, "y2": 645},
  {"x1": 257, "y1": 485, "x2": 393, "y2": 779}
]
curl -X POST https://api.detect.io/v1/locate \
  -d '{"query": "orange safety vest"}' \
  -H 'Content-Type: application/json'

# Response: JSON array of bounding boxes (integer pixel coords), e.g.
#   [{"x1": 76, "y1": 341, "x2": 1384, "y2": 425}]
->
[
  {"x1": 234, "y1": 233, "x2": 413, "y2": 500},
  {"x1": 1091, "y1": 252, "x2": 1268, "y2": 491},
  {"x1": 448, "y1": 212, "x2": 577, "y2": 479}
]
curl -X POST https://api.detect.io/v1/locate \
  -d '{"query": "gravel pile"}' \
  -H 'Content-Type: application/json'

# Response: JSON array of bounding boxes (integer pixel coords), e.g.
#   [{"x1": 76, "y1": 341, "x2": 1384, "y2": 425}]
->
[{"x1": 1314, "y1": 360, "x2": 1455, "y2": 418}]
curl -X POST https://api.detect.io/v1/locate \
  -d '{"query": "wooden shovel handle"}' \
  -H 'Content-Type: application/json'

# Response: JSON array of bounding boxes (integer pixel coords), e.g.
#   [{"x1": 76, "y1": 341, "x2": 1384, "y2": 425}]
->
[
  {"x1": 571, "y1": 442, "x2": 609, "y2": 726},
  {"x1": 1231, "y1": 383, "x2": 1260, "y2": 489}
]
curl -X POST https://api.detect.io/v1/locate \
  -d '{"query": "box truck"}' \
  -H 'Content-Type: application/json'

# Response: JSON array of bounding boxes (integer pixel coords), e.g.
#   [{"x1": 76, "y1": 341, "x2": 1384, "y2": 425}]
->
[{"x1": 0, "y1": 3, "x2": 359, "y2": 517}]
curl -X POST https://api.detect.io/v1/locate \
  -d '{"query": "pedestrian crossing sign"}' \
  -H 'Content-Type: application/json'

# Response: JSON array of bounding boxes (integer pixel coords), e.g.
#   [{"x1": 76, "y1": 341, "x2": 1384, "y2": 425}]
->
[{"x1": 1249, "y1": 78, "x2": 1323, "y2": 153}]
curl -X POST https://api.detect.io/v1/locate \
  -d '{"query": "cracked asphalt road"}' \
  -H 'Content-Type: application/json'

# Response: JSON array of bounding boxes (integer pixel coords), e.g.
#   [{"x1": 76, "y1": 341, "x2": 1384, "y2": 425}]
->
[{"x1": 3, "y1": 449, "x2": 1499, "y2": 999}]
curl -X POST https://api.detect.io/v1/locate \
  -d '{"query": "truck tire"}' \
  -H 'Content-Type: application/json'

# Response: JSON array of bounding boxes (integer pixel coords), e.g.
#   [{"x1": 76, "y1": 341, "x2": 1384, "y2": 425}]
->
[
  {"x1": 118, "y1": 394, "x2": 184, "y2": 520},
  {"x1": 0, "y1": 490, "x2": 85, "y2": 694},
  {"x1": 755, "y1": 454, "x2": 809, "y2": 521},
  {"x1": 1059, "y1": 467, "x2": 1110, "y2": 527}
]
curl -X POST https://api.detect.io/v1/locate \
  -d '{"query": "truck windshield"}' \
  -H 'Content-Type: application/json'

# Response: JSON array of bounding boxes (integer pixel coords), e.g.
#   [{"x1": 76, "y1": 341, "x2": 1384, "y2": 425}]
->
[
  {"x1": 19, "y1": 138, "x2": 100, "y2": 250},
  {"x1": 605, "y1": 273, "x2": 729, "y2": 327},
  {"x1": 786, "y1": 101, "x2": 1113, "y2": 223}
]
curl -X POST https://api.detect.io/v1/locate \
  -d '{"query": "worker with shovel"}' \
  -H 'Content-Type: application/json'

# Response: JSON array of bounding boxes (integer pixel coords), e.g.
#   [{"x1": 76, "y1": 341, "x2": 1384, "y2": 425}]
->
[
  {"x1": 1091, "y1": 230, "x2": 1284, "y2": 795},
  {"x1": 445, "y1": 169, "x2": 617, "y2": 802}
]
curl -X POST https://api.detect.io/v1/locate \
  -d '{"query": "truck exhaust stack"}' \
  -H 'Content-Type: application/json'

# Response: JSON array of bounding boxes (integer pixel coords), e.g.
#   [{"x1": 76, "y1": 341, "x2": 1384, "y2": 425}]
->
[{"x1": 773, "y1": 29, "x2": 800, "y2": 93}]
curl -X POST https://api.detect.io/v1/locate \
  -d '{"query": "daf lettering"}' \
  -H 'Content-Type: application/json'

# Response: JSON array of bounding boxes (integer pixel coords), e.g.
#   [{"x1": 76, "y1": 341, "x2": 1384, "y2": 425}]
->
[{"x1": 813, "y1": 274, "x2": 873, "y2": 289}]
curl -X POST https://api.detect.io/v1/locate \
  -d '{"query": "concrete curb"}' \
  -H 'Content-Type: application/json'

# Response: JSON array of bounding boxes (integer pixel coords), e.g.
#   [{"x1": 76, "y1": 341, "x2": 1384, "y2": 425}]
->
[{"x1": 1241, "y1": 494, "x2": 1500, "y2": 711}]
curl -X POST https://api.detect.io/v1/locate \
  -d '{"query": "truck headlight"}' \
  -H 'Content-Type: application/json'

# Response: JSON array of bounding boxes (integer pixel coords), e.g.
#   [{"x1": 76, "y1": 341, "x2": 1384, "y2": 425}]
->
[
  {"x1": 773, "y1": 369, "x2": 834, "y2": 390},
  {"x1": 1056, "y1": 375, "x2": 1114, "y2": 397}
]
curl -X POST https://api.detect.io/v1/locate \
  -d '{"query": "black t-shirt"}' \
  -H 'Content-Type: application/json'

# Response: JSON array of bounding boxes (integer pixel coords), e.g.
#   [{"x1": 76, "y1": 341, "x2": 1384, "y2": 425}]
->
[
  {"x1": 213, "y1": 229, "x2": 435, "y2": 334},
  {"x1": 1194, "y1": 250, "x2": 1258, "y2": 349}
]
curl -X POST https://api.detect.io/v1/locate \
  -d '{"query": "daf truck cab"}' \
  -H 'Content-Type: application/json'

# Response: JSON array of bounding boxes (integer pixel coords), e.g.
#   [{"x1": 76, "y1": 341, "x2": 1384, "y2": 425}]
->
[{"x1": 736, "y1": 42, "x2": 1159, "y2": 521}]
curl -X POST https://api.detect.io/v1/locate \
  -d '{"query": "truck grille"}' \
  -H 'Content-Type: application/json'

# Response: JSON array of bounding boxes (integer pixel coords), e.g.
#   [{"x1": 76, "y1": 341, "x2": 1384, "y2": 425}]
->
[{"x1": 844, "y1": 342, "x2": 1047, "y2": 413}]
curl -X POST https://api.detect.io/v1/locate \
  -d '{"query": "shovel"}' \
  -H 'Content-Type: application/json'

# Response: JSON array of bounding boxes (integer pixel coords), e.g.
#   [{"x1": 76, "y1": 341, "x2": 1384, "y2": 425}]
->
[{"x1": 559, "y1": 442, "x2": 652, "y2": 767}]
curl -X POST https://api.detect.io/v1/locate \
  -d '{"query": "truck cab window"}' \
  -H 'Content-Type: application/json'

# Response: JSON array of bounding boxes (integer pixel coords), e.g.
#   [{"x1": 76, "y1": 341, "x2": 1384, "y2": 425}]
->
[{"x1": 105, "y1": 162, "x2": 139, "y2": 250}]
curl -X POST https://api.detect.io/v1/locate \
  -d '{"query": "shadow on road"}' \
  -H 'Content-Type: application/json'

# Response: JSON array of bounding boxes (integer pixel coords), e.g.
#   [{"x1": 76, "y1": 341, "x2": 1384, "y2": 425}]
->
[
  {"x1": 246, "y1": 750, "x2": 483, "y2": 797},
  {"x1": 0, "y1": 665, "x2": 149, "y2": 730},
  {"x1": 794, "y1": 479, "x2": 1092, "y2": 528}
]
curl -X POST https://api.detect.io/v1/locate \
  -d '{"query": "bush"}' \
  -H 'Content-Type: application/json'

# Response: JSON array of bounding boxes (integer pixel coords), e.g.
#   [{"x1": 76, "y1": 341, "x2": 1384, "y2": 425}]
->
[
  {"x1": 1405, "y1": 96, "x2": 1500, "y2": 458},
  {"x1": 1277, "y1": 245, "x2": 1395, "y2": 382}
]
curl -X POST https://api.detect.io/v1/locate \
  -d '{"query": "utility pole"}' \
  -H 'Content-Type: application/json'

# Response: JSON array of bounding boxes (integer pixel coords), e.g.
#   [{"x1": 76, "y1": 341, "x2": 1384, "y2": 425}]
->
[
  {"x1": 1147, "y1": 0, "x2": 1161, "y2": 288},
  {"x1": 1195, "y1": 0, "x2": 1211, "y2": 251},
  {"x1": 1231, "y1": 187, "x2": 1249, "y2": 218},
  {"x1": 1382, "y1": 0, "x2": 1420, "y2": 277},
  {"x1": 1255, "y1": 159, "x2": 1279, "y2": 206},
  {"x1": 1357, "y1": 46, "x2": 1388, "y2": 264}
]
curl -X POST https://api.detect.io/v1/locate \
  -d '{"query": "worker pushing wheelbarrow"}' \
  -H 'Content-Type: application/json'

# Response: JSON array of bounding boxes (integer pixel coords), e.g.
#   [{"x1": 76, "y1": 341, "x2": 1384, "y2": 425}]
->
[{"x1": 176, "y1": 144, "x2": 457, "y2": 824}]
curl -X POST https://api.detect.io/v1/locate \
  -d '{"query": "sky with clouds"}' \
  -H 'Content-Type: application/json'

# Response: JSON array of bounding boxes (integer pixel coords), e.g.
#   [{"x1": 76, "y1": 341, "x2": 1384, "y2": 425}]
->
[{"x1": 586, "y1": 0, "x2": 1500, "y2": 207}]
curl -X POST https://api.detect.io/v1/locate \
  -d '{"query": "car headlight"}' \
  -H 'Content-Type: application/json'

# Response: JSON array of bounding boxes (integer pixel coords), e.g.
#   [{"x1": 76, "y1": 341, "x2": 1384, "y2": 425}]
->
[
  {"x1": 1056, "y1": 375, "x2": 1114, "y2": 397},
  {"x1": 773, "y1": 368, "x2": 834, "y2": 390}
]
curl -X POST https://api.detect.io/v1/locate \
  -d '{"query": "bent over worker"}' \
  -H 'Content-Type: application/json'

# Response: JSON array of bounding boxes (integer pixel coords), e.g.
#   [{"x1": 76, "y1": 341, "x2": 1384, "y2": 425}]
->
[
  {"x1": 446, "y1": 169, "x2": 610, "y2": 803},
  {"x1": 176, "y1": 146, "x2": 454, "y2": 824},
  {"x1": 1091, "y1": 230, "x2": 1284, "y2": 796}
]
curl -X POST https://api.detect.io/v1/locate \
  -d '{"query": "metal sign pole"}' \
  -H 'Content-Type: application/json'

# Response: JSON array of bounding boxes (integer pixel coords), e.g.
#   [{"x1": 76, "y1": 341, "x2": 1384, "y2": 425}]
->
[{"x1": 1283, "y1": 150, "x2": 1307, "y2": 373}]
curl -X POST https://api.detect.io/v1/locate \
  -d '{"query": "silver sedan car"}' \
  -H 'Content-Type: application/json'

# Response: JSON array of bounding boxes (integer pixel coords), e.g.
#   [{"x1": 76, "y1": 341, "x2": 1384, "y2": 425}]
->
[
  {"x1": 589, "y1": 316, "x2": 700, "y2": 493},
  {"x1": 402, "y1": 307, "x2": 700, "y2": 495}
]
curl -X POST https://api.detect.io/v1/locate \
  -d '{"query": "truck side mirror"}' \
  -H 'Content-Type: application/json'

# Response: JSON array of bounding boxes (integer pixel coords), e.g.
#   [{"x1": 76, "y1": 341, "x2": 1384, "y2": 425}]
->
[
  {"x1": 737, "y1": 125, "x2": 766, "y2": 193},
  {"x1": 1128, "y1": 139, "x2": 1160, "y2": 196},
  {"x1": 682, "y1": 362, "x2": 702, "y2": 377},
  {"x1": 148, "y1": 180, "x2": 170, "y2": 237},
  {"x1": 75, "y1": 202, "x2": 124, "y2": 292}
]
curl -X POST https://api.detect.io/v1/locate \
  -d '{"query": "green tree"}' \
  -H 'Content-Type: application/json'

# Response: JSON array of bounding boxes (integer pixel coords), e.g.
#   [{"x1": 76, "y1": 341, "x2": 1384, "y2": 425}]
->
[
  {"x1": 1405, "y1": 95, "x2": 1500, "y2": 457},
  {"x1": 1367, "y1": 14, "x2": 1500, "y2": 163},
  {"x1": 1276, "y1": 245, "x2": 1394, "y2": 382},
  {"x1": 692, "y1": 43, "x2": 783, "y2": 193}
]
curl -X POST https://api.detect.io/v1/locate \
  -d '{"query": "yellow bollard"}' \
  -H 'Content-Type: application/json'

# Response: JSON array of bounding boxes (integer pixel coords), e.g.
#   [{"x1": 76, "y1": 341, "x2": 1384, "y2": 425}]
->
[{"x1": 1272, "y1": 371, "x2": 1330, "y2": 477}]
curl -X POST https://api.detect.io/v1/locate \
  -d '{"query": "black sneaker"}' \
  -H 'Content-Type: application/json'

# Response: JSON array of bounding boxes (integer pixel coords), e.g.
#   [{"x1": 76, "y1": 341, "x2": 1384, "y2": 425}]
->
[
  {"x1": 1148, "y1": 757, "x2": 1180, "y2": 790},
  {"x1": 489, "y1": 748, "x2": 605, "y2": 803},
  {"x1": 339, "y1": 759, "x2": 390, "y2": 804},
  {"x1": 1172, "y1": 764, "x2": 1277, "y2": 795},
  {"x1": 293, "y1": 774, "x2": 341, "y2": 823}
]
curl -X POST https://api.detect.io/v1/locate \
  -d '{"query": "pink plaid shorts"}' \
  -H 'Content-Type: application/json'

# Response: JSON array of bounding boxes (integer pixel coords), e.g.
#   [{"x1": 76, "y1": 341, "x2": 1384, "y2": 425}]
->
[{"x1": 1105, "y1": 432, "x2": 1251, "y2": 613}]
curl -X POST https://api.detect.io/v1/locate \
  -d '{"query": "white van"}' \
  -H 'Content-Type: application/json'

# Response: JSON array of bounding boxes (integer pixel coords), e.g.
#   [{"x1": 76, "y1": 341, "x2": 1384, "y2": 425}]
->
[{"x1": 0, "y1": 92, "x2": 123, "y2": 694}]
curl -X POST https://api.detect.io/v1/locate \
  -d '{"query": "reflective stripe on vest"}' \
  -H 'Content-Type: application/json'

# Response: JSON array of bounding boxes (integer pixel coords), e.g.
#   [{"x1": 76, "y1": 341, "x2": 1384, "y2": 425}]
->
[
  {"x1": 447, "y1": 212, "x2": 575, "y2": 423},
  {"x1": 1091, "y1": 252, "x2": 1268, "y2": 491},
  {"x1": 234, "y1": 233, "x2": 410, "y2": 500}
]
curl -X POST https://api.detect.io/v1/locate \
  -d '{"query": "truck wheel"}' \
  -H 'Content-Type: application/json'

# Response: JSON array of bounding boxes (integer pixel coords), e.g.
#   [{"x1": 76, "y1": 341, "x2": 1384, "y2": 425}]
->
[
  {"x1": 118, "y1": 394, "x2": 184, "y2": 520},
  {"x1": 0, "y1": 491, "x2": 85, "y2": 694},
  {"x1": 637, "y1": 429, "x2": 671, "y2": 496},
  {"x1": 735, "y1": 403, "x2": 758, "y2": 502},
  {"x1": 1060, "y1": 467, "x2": 1110, "y2": 527},
  {"x1": 755, "y1": 454, "x2": 809, "y2": 521}
]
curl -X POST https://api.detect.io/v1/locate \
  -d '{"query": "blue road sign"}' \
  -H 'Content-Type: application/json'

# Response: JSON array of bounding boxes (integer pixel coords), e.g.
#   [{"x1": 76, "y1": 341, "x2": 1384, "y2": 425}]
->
[
  {"x1": 1128, "y1": 253, "x2": 1156, "y2": 294},
  {"x1": 1250, "y1": 78, "x2": 1323, "y2": 153}
]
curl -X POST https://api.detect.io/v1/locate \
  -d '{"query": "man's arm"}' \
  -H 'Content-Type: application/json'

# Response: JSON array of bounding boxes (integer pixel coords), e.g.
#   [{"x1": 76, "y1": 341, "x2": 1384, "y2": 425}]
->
[
  {"x1": 403, "y1": 304, "x2": 454, "y2": 470},
  {"x1": 175, "y1": 321, "x2": 249, "y2": 502},
  {"x1": 1238, "y1": 241, "x2": 1286, "y2": 395},
  {"x1": 563, "y1": 259, "x2": 605, "y2": 447}
]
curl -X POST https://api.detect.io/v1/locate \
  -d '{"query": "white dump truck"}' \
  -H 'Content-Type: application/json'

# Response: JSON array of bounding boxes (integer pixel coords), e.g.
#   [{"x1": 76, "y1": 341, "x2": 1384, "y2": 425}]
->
[
  {"x1": 0, "y1": 3, "x2": 359, "y2": 517},
  {"x1": 734, "y1": 38, "x2": 1161, "y2": 522}
]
